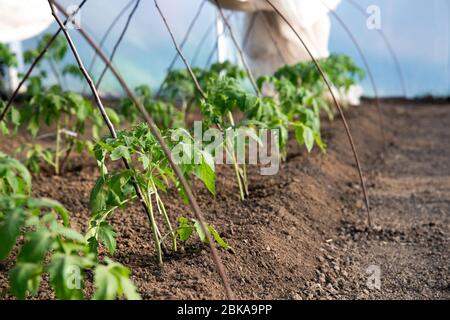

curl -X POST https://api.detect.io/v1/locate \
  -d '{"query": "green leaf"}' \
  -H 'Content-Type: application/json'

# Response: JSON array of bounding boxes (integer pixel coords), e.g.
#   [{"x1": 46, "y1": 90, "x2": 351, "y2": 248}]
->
[
  {"x1": 28, "y1": 198, "x2": 69, "y2": 226},
  {"x1": 89, "y1": 176, "x2": 107, "y2": 214},
  {"x1": 93, "y1": 264, "x2": 118, "y2": 300},
  {"x1": 9, "y1": 263, "x2": 42, "y2": 300},
  {"x1": 110, "y1": 146, "x2": 131, "y2": 162},
  {"x1": 193, "y1": 219, "x2": 207, "y2": 243},
  {"x1": 198, "y1": 157, "x2": 216, "y2": 195},
  {"x1": 209, "y1": 225, "x2": 231, "y2": 250},
  {"x1": 105, "y1": 107, "x2": 120, "y2": 125},
  {"x1": 294, "y1": 124, "x2": 314, "y2": 153},
  {"x1": 119, "y1": 275, "x2": 141, "y2": 300},
  {"x1": 0, "y1": 208, "x2": 26, "y2": 260},
  {"x1": 47, "y1": 253, "x2": 85, "y2": 300},
  {"x1": 93, "y1": 260, "x2": 140, "y2": 300},
  {"x1": 97, "y1": 222, "x2": 117, "y2": 255},
  {"x1": 178, "y1": 216, "x2": 193, "y2": 241},
  {"x1": 18, "y1": 228, "x2": 53, "y2": 263},
  {"x1": 53, "y1": 225, "x2": 86, "y2": 243},
  {"x1": 303, "y1": 126, "x2": 315, "y2": 153},
  {"x1": 10, "y1": 107, "x2": 21, "y2": 126}
]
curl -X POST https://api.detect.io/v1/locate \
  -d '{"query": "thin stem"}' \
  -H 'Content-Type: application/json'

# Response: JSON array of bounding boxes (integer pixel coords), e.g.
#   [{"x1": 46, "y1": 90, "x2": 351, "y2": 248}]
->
[
  {"x1": 265, "y1": 0, "x2": 372, "y2": 227},
  {"x1": 146, "y1": 190, "x2": 163, "y2": 265},
  {"x1": 151, "y1": 178, "x2": 177, "y2": 252},
  {"x1": 59, "y1": 123, "x2": 81, "y2": 174},
  {"x1": 227, "y1": 111, "x2": 248, "y2": 198},
  {"x1": 55, "y1": 120, "x2": 61, "y2": 175},
  {"x1": 227, "y1": 144, "x2": 245, "y2": 201}
]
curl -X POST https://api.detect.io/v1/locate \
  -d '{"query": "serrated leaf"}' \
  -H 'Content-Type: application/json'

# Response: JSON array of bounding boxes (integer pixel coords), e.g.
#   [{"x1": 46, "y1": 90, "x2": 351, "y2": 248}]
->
[
  {"x1": 47, "y1": 253, "x2": 85, "y2": 300},
  {"x1": 193, "y1": 219, "x2": 207, "y2": 243},
  {"x1": 0, "y1": 208, "x2": 26, "y2": 260},
  {"x1": 178, "y1": 216, "x2": 193, "y2": 241},
  {"x1": 54, "y1": 225, "x2": 86, "y2": 243},
  {"x1": 110, "y1": 146, "x2": 130, "y2": 162},
  {"x1": 93, "y1": 264, "x2": 119, "y2": 300},
  {"x1": 28, "y1": 198, "x2": 69, "y2": 226},
  {"x1": 94, "y1": 259, "x2": 141, "y2": 300},
  {"x1": 209, "y1": 225, "x2": 231, "y2": 250},
  {"x1": 97, "y1": 222, "x2": 117, "y2": 255},
  {"x1": 9, "y1": 263, "x2": 42, "y2": 300},
  {"x1": 18, "y1": 228, "x2": 52, "y2": 263}
]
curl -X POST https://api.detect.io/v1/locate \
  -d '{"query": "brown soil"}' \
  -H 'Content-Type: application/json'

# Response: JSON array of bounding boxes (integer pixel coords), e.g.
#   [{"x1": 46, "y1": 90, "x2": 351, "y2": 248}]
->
[{"x1": 0, "y1": 100, "x2": 449, "y2": 300}]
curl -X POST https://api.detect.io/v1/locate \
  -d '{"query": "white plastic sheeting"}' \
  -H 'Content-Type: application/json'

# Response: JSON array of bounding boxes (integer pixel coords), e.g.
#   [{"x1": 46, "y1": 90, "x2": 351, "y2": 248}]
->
[
  {"x1": 213, "y1": 0, "x2": 340, "y2": 76},
  {"x1": 0, "y1": 0, "x2": 53, "y2": 43}
]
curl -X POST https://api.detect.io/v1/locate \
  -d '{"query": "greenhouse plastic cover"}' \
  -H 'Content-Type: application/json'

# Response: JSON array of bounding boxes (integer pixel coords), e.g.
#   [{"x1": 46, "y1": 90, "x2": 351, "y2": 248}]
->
[
  {"x1": 214, "y1": 0, "x2": 341, "y2": 28},
  {"x1": 214, "y1": 0, "x2": 341, "y2": 76},
  {"x1": 0, "y1": 0, "x2": 53, "y2": 43}
]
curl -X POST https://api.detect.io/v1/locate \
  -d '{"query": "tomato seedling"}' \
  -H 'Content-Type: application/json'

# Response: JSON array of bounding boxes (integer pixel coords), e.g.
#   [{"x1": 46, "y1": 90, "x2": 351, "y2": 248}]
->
[{"x1": 89, "y1": 123, "x2": 218, "y2": 264}]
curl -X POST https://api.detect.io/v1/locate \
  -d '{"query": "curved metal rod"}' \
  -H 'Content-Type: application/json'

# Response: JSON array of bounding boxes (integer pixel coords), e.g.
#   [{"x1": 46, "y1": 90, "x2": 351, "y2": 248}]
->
[
  {"x1": 346, "y1": 0, "x2": 407, "y2": 97},
  {"x1": 52, "y1": 0, "x2": 234, "y2": 300},
  {"x1": 0, "y1": 0, "x2": 88, "y2": 123},
  {"x1": 96, "y1": 0, "x2": 141, "y2": 88},
  {"x1": 155, "y1": 0, "x2": 207, "y2": 98},
  {"x1": 265, "y1": 0, "x2": 372, "y2": 226},
  {"x1": 320, "y1": 0, "x2": 386, "y2": 149},
  {"x1": 83, "y1": 0, "x2": 137, "y2": 94},
  {"x1": 213, "y1": 0, "x2": 261, "y2": 96}
]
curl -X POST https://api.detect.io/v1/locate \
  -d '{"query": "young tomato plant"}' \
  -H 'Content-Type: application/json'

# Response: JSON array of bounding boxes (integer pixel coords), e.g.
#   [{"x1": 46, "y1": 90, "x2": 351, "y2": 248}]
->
[
  {"x1": 0, "y1": 196, "x2": 140, "y2": 300},
  {"x1": 177, "y1": 216, "x2": 231, "y2": 250},
  {"x1": 274, "y1": 54, "x2": 365, "y2": 119},
  {"x1": 0, "y1": 152, "x2": 32, "y2": 196},
  {"x1": 257, "y1": 76, "x2": 326, "y2": 155},
  {"x1": 88, "y1": 123, "x2": 218, "y2": 265},
  {"x1": 18, "y1": 86, "x2": 119, "y2": 174},
  {"x1": 0, "y1": 155, "x2": 140, "y2": 300},
  {"x1": 23, "y1": 33, "x2": 82, "y2": 89},
  {"x1": 200, "y1": 76, "x2": 261, "y2": 201},
  {"x1": 119, "y1": 85, "x2": 184, "y2": 128}
]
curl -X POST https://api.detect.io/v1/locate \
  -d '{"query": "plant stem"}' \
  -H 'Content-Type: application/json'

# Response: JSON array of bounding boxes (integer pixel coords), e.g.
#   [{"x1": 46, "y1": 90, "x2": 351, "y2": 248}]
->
[
  {"x1": 225, "y1": 141, "x2": 245, "y2": 201},
  {"x1": 151, "y1": 178, "x2": 177, "y2": 252},
  {"x1": 146, "y1": 190, "x2": 163, "y2": 265},
  {"x1": 227, "y1": 111, "x2": 248, "y2": 198},
  {"x1": 55, "y1": 121, "x2": 61, "y2": 175}
]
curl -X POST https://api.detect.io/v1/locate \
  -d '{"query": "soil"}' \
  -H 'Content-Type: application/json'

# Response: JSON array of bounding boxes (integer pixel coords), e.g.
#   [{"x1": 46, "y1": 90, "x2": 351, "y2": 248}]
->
[{"x1": 0, "y1": 99, "x2": 449, "y2": 300}]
